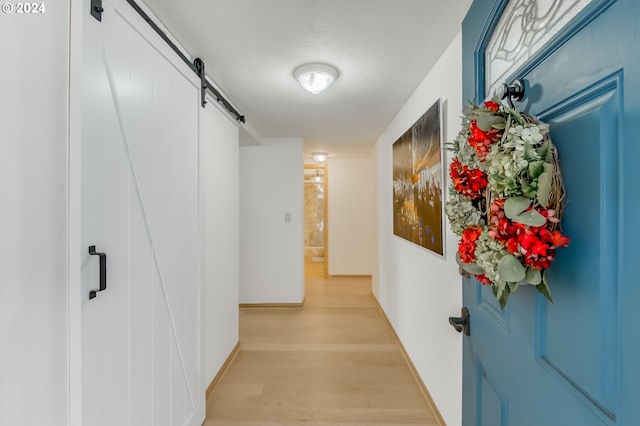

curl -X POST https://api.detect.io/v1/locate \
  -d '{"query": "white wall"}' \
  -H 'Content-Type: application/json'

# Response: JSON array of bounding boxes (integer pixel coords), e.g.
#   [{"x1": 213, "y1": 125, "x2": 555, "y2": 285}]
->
[
  {"x1": 0, "y1": 4, "x2": 70, "y2": 425},
  {"x1": 326, "y1": 151, "x2": 376, "y2": 275},
  {"x1": 200, "y1": 100, "x2": 240, "y2": 389},
  {"x1": 239, "y1": 138, "x2": 304, "y2": 304},
  {"x1": 374, "y1": 33, "x2": 464, "y2": 426}
]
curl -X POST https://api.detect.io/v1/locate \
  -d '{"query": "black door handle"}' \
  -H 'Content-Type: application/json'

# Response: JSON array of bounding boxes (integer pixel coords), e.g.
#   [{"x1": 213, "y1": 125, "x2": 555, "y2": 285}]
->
[
  {"x1": 449, "y1": 307, "x2": 470, "y2": 336},
  {"x1": 88, "y1": 245, "x2": 107, "y2": 299}
]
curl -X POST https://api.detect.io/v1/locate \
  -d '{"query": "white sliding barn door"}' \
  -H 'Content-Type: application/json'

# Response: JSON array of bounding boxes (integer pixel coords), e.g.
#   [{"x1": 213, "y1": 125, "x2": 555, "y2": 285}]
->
[{"x1": 80, "y1": 0, "x2": 202, "y2": 424}]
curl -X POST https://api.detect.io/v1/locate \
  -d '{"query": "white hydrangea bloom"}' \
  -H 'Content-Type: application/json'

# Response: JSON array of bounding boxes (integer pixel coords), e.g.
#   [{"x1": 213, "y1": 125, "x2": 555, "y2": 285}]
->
[
  {"x1": 475, "y1": 232, "x2": 509, "y2": 285},
  {"x1": 445, "y1": 190, "x2": 484, "y2": 235},
  {"x1": 453, "y1": 130, "x2": 484, "y2": 170}
]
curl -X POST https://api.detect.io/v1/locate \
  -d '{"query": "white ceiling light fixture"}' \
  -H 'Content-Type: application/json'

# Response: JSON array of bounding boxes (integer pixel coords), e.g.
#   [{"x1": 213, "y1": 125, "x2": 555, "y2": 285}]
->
[
  {"x1": 311, "y1": 152, "x2": 329, "y2": 162},
  {"x1": 294, "y1": 64, "x2": 338, "y2": 95}
]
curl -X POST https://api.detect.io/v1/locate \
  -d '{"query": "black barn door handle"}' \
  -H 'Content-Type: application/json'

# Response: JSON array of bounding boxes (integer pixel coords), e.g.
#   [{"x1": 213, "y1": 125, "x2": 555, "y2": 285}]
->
[{"x1": 88, "y1": 245, "x2": 107, "y2": 299}]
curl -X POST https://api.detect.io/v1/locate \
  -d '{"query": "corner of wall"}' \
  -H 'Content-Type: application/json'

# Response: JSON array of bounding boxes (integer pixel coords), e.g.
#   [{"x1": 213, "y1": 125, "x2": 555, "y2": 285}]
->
[
  {"x1": 239, "y1": 138, "x2": 305, "y2": 304},
  {"x1": 200, "y1": 101, "x2": 241, "y2": 391}
]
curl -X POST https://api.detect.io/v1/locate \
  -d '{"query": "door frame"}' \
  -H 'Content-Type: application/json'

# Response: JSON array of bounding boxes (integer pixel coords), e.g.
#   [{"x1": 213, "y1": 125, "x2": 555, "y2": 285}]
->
[{"x1": 304, "y1": 164, "x2": 329, "y2": 278}]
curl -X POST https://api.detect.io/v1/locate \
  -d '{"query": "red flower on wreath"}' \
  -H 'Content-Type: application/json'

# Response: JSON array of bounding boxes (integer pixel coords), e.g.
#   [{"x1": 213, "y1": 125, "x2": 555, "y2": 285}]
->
[
  {"x1": 542, "y1": 228, "x2": 571, "y2": 248},
  {"x1": 488, "y1": 199, "x2": 523, "y2": 255},
  {"x1": 475, "y1": 273, "x2": 492, "y2": 285},
  {"x1": 468, "y1": 121, "x2": 502, "y2": 159},
  {"x1": 450, "y1": 158, "x2": 488, "y2": 199},
  {"x1": 484, "y1": 100, "x2": 501, "y2": 112},
  {"x1": 459, "y1": 226, "x2": 493, "y2": 286},
  {"x1": 520, "y1": 227, "x2": 571, "y2": 270},
  {"x1": 459, "y1": 226, "x2": 483, "y2": 264},
  {"x1": 487, "y1": 200, "x2": 571, "y2": 270}
]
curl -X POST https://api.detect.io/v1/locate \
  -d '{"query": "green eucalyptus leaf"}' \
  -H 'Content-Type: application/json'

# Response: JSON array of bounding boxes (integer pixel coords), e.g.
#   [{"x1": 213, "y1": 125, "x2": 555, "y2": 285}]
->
[
  {"x1": 520, "y1": 180, "x2": 537, "y2": 199},
  {"x1": 476, "y1": 114, "x2": 499, "y2": 132},
  {"x1": 461, "y1": 262, "x2": 485, "y2": 275},
  {"x1": 497, "y1": 284, "x2": 510, "y2": 310},
  {"x1": 528, "y1": 161, "x2": 544, "y2": 179},
  {"x1": 495, "y1": 282, "x2": 504, "y2": 301},
  {"x1": 524, "y1": 142, "x2": 539, "y2": 162},
  {"x1": 525, "y1": 268, "x2": 542, "y2": 285},
  {"x1": 537, "y1": 139, "x2": 551, "y2": 160},
  {"x1": 499, "y1": 297, "x2": 508, "y2": 310},
  {"x1": 497, "y1": 254, "x2": 526, "y2": 282},
  {"x1": 504, "y1": 197, "x2": 531, "y2": 219},
  {"x1": 462, "y1": 105, "x2": 474, "y2": 116},
  {"x1": 493, "y1": 116, "x2": 506, "y2": 127},
  {"x1": 493, "y1": 120, "x2": 507, "y2": 130},
  {"x1": 456, "y1": 253, "x2": 485, "y2": 275},
  {"x1": 523, "y1": 187, "x2": 537, "y2": 199},
  {"x1": 537, "y1": 171, "x2": 552, "y2": 207},
  {"x1": 536, "y1": 275, "x2": 553, "y2": 303},
  {"x1": 507, "y1": 281, "x2": 520, "y2": 293},
  {"x1": 512, "y1": 209, "x2": 547, "y2": 227}
]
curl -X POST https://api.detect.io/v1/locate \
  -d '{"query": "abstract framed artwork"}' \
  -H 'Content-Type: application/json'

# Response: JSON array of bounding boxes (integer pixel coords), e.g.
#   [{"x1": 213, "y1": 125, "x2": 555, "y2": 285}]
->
[{"x1": 392, "y1": 99, "x2": 444, "y2": 255}]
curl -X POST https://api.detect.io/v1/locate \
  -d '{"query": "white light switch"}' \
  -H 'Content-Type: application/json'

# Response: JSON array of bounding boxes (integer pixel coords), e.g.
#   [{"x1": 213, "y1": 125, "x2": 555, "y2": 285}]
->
[{"x1": 284, "y1": 212, "x2": 291, "y2": 223}]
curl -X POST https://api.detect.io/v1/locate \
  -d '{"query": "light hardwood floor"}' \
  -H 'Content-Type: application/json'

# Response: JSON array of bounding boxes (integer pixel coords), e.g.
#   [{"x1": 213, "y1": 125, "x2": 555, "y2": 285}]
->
[
  {"x1": 304, "y1": 261, "x2": 325, "y2": 279},
  {"x1": 204, "y1": 277, "x2": 439, "y2": 425}
]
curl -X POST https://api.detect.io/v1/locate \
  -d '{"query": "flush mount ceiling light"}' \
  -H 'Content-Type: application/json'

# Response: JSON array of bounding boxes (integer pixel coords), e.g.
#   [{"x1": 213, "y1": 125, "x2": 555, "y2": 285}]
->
[
  {"x1": 294, "y1": 64, "x2": 338, "y2": 95},
  {"x1": 311, "y1": 152, "x2": 329, "y2": 162}
]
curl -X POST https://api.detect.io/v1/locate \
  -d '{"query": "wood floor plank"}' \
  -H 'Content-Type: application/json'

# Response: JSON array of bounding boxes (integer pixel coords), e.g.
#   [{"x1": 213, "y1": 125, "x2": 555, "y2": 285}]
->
[{"x1": 204, "y1": 277, "x2": 440, "y2": 425}]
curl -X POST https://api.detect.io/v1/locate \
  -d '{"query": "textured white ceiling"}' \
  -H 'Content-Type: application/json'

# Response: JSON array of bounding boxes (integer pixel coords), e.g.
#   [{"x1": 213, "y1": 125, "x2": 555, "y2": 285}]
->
[{"x1": 140, "y1": 0, "x2": 472, "y2": 153}]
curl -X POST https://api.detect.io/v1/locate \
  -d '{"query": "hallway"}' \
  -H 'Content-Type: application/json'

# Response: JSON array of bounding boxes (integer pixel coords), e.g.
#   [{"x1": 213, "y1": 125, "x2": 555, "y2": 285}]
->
[{"x1": 204, "y1": 277, "x2": 439, "y2": 425}]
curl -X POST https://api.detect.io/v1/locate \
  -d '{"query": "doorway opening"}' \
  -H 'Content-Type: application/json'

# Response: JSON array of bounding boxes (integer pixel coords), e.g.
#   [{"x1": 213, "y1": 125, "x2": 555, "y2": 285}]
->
[{"x1": 304, "y1": 165, "x2": 328, "y2": 278}]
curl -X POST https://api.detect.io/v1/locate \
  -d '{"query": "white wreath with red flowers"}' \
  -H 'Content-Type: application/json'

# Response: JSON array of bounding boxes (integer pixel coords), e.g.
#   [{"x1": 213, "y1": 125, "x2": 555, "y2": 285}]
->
[{"x1": 446, "y1": 99, "x2": 570, "y2": 309}]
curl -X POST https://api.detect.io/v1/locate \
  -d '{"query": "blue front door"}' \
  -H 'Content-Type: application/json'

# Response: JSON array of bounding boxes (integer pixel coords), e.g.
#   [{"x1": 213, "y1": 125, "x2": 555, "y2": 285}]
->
[{"x1": 461, "y1": 1, "x2": 640, "y2": 424}]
